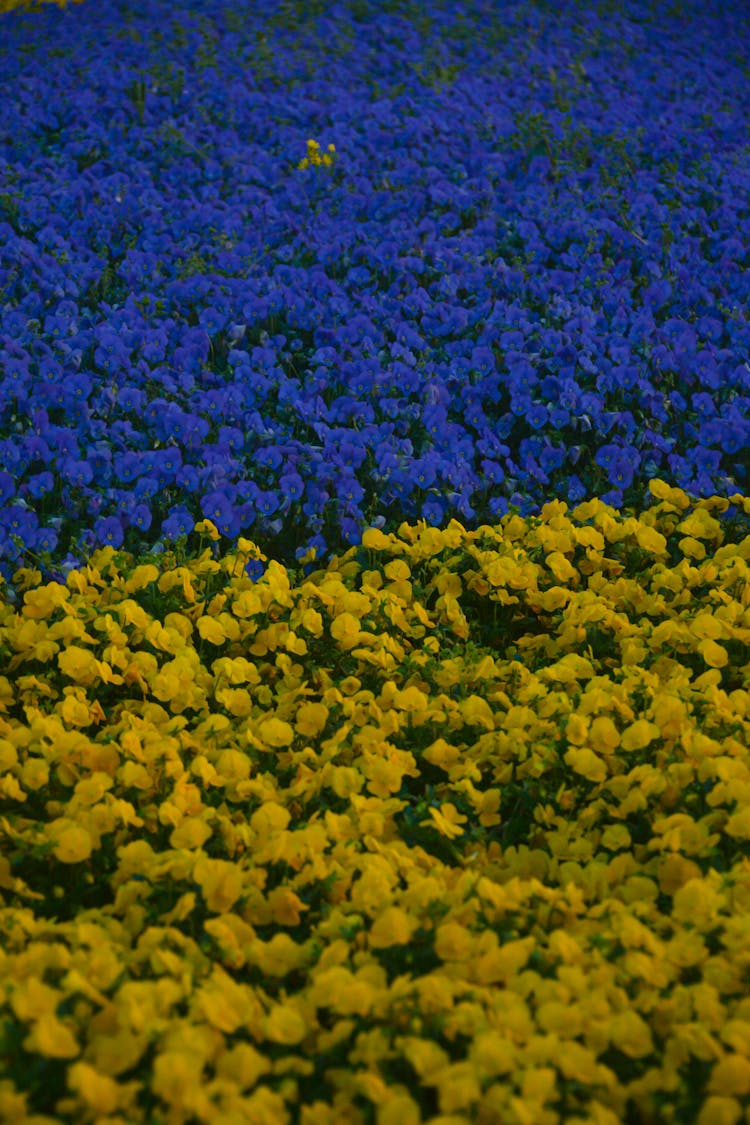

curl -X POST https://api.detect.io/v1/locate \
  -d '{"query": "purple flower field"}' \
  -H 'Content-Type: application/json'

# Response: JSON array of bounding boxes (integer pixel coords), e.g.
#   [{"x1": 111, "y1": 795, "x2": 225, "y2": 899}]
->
[{"x1": 1, "y1": 0, "x2": 749, "y2": 572}]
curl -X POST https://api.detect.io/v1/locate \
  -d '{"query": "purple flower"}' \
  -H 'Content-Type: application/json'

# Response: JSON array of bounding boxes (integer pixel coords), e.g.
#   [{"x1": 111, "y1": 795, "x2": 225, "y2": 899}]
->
[
  {"x1": 162, "y1": 506, "x2": 194, "y2": 540},
  {"x1": 95, "y1": 516, "x2": 124, "y2": 548}
]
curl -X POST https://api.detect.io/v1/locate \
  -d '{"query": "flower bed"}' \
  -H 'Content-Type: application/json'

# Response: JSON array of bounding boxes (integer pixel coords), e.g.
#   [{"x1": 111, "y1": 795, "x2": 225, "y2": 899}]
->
[{"x1": 2, "y1": 1, "x2": 750, "y2": 1122}]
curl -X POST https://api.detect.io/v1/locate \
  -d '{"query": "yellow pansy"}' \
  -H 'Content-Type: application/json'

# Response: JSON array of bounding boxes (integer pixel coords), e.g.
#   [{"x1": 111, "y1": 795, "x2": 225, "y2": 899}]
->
[
  {"x1": 420, "y1": 802, "x2": 467, "y2": 839},
  {"x1": 588, "y1": 714, "x2": 620, "y2": 752},
  {"x1": 566, "y1": 713, "x2": 589, "y2": 745},
  {"x1": 57, "y1": 645, "x2": 98, "y2": 685},
  {"x1": 194, "y1": 518, "x2": 220, "y2": 540},
  {"x1": 195, "y1": 615, "x2": 226, "y2": 645},
  {"x1": 378, "y1": 1093, "x2": 422, "y2": 1125},
  {"x1": 398, "y1": 1036, "x2": 450, "y2": 1079},
  {"x1": 330, "y1": 766, "x2": 364, "y2": 798},
  {"x1": 330, "y1": 612, "x2": 361, "y2": 650},
  {"x1": 263, "y1": 1005, "x2": 307, "y2": 1045},
  {"x1": 10, "y1": 978, "x2": 62, "y2": 1022},
  {"x1": 434, "y1": 921, "x2": 474, "y2": 961},
  {"x1": 20, "y1": 756, "x2": 49, "y2": 795},
  {"x1": 194, "y1": 969, "x2": 252, "y2": 1034},
  {"x1": 250, "y1": 801, "x2": 291, "y2": 836},
  {"x1": 215, "y1": 1042, "x2": 271, "y2": 1090},
  {"x1": 698, "y1": 638, "x2": 728, "y2": 668},
  {"x1": 267, "y1": 886, "x2": 309, "y2": 927},
  {"x1": 215, "y1": 686, "x2": 253, "y2": 716},
  {"x1": 564, "y1": 746, "x2": 607, "y2": 783},
  {"x1": 648, "y1": 479, "x2": 690, "y2": 508},
  {"x1": 635, "y1": 523, "x2": 668, "y2": 554},
  {"x1": 460, "y1": 694, "x2": 495, "y2": 729},
  {"x1": 435, "y1": 1061, "x2": 482, "y2": 1113},
  {"x1": 680, "y1": 536, "x2": 706, "y2": 560},
  {"x1": 546, "y1": 551, "x2": 578, "y2": 583},
  {"x1": 677, "y1": 508, "x2": 723, "y2": 540},
  {"x1": 472, "y1": 937, "x2": 535, "y2": 983},
  {"x1": 46, "y1": 819, "x2": 93, "y2": 863},
  {"x1": 170, "y1": 817, "x2": 212, "y2": 850},
  {"x1": 295, "y1": 701, "x2": 328, "y2": 737},
  {"x1": 23, "y1": 1015, "x2": 80, "y2": 1059},
  {"x1": 608, "y1": 1009, "x2": 654, "y2": 1058},
  {"x1": 67, "y1": 1062, "x2": 120, "y2": 1115},
  {"x1": 123, "y1": 563, "x2": 160, "y2": 592},
  {"x1": 707, "y1": 1056, "x2": 750, "y2": 1096},
  {"x1": 193, "y1": 856, "x2": 244, "y2": 913},
  {"x1": 470, "y1": 1030, "x2": 517, "y2": 1077},
  {"x1": 368, "y1": 906, "x2": 418, "y2": 948},
  {"x1": 696, "y1": 1096, "x2": 743, "y2": 1125},
  {"x1": 258, "y1": 716, "x2": 295, "y2": 748},
  {"x1": 620, "y1": 718, "x2": 660, "y2": 751}
]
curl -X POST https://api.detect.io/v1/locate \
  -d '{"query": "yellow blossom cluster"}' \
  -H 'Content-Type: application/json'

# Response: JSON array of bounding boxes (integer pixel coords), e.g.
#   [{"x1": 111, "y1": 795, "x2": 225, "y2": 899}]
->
[
  {"x1": 0, "y1": 0, "x2": 82, "y2": 12},
  {"x1": 1, "y1": 484, "x2": 750, "y2": 1123},
  {"x1": 297, "y1": 138, "x2": 336, "y2": 170}
]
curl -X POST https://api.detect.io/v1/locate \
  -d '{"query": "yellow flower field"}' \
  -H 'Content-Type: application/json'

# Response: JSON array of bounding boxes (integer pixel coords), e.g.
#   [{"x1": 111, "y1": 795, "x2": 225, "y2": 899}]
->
[{"x1": 1, "y1": 483, "x2": 750, "y2": 1123}]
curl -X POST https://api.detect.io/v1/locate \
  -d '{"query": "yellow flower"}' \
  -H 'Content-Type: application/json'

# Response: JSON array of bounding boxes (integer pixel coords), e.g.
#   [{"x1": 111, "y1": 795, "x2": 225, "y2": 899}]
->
[
  {"x1": 193, "y1": 856, "x2": 244, "y2": 913},
  {"x1": 472, "y1": 937, "x2": 535, "y2": 983},
  {"x1": 378, "y1": 1093, "x2": 422, "y2": 1125},
  {"x1": 680, "y1": 535, "x2": 707, "y2": 560},
  {"x1": 460, "y1": 694, "x2": 495, "y2": 729},
  {"x1": 635, "y1": 523, "x2": 668, "y2": 554},
  {"x1": 47, "y1": 818, "x2": 93, "y2": 863},
  {"x1": 330, "y1": 765, "x2": 364, "y2": 798},
  {"x1": 267, "y1": 886, "x2": 308, "y2": 926},
  {"x1": 648, "y1": 479, "x2": 690, "y2": 508},
  {"x1": 250, "y1": 801, "x2": 291, "y2": 835},
  {"x1": 671, "y1": 876, "x2": 724, "y2": 927},
  {"x1": 362, "y1": 527, "x2": 398, "y2": 551},
  {"x1": 21, "y1": 582, "x2": 69, "y2": 619},
  {"x1": 423, "y1": 738, "x2": 462, "y2": 772},
  {"x1": 608, "y1": 1009, "x2": 654, "y2": 1058},
  {"x1": 677, "y1": 508, "x2": 723, "y2": 540},
  {"x1": 399, "y1": 1037, "x2": 450, "y2": 1079},
  {"x1": 566, "y1": 713, "x2": 589, "y2": 745},
  {"x1": 469, "y1": 1030, "x2": 517, "y2": 1077},
  {"x1": 564, "y1": 746, "x2": 607, "y2": 783},
  {"x1": 434, "y1": 920, "x2": 474, "y2": 961},
  {"x1": 10, "y1": 978, "x2": 61, "y2": 1022},
  {"x1": 295, "y1": 700, "x2": 328, "y2": 737},
  {"x1": 368, "y1": 906, "x2": 418, "y2": 948},
  {"x1": 215, "y1": 685, "x2": 253, "y2": 716},
  {"x1": 57, "y1": 644, "x2": 98, "y2": 685},
  {"x1": 194, "y1": 968, "x2": 252, "y2": 1034},
  {"x1": 194, "y1": 518, "x2": 220, "y2": 540},
  {"x1": 436, "y1": 1061, "x2": 482, "y2": 1113},
  {"x1": 258, "y1": 716, "x2": 295, "y2": 748},
  {"x1": 23, "y1": 1015, "x2": 80, "y2": 1059},
  {"x1": 588, "y1": 715, "x2": 620, "y2": 753},
  {"x1": 698, "y1": 638, "x2": 728, "y2": 668},
  {"x1": 300, "y1": 607, "x2": 324, "y2": 635},
  {"x1": 330, "y1": 611, "x2": 361, "y2": 650},
  {"x1": 420, "y1": 802, "x2": 467, "y2": 839},
  {"x1": 697, "y1": 1097, "x2": 744, "y2": 1125},
  {"x1": 556, "y1": 1040, "x2": 603, "y2": 1084},
  {"x1": 215, "y1": 1042, "x2": 271, "y2": 1090},
  {"x1": 546, "y1": 551, "x2": 577, "y2": 583},
  {"x1": 169, "y1": 816, "x2": 213, "y2": 850},
  {"x1": 707, "y1": 1056, "x2": 750, "y2": 1097},
  {"x1": 197, "y1": 614, "x2": 228, "y2": 644},
  {"x1": 68, "y1": 1062, "x2": 120, "y2": 1114},
  {"x1": 620, "y1": 718, "x2": 660, "y2": 751},
  {"x1": 264, "y1": 1004, "x2": 307, "y2": 1045}
]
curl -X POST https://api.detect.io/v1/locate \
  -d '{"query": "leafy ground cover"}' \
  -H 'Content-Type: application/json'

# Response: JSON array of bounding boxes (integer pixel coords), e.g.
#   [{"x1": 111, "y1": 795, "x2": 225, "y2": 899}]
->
[{"x1": 1, "y1": 0, "x2": 750, "y2": 1122}]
